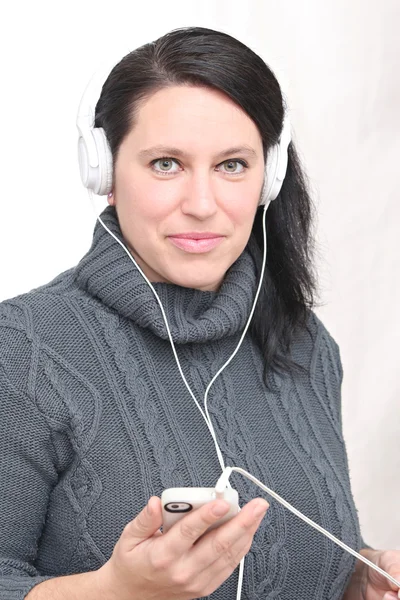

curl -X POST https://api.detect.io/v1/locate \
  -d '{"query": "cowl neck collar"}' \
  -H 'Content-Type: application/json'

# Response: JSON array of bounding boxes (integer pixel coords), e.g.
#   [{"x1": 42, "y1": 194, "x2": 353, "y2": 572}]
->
[{"x1": 74, "y1": 206, "x2": 259, "y2": 344}]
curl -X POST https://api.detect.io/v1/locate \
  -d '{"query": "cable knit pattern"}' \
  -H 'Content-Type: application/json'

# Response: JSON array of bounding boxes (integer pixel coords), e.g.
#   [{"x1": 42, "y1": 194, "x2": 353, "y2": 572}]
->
[
  {"x1": 177, "y1": 340, "x2": 289, "y2": 600},
  {"x1": 95, "y1": 307, "x2": 188, "y2": 489},
  {"x1": 0, "y1": 205, "x2": 364, "y2": 600}
]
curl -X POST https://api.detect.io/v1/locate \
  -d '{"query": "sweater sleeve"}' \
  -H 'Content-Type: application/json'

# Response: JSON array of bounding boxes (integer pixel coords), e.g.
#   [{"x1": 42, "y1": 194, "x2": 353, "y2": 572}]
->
[
  {"x1": 315, "y1": 315, "x2": 372, "y2": 551},
  {"x1": 0, "y1": 361, "x2": 58, "y2": 599}
]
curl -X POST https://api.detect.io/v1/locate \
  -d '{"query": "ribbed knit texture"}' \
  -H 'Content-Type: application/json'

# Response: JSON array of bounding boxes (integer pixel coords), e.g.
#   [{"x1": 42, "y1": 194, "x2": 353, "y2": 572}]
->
[{"x1": 0, "y1": 206, "x2": 363, "y2": 600}]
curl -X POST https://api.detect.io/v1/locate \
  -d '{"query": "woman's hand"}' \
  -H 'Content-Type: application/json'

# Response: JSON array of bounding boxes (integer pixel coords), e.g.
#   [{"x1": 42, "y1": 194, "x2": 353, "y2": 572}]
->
[
  {"x1": 361, "y1": 549, "x2": 400, "y2": 600},
  {"x1": 96, "y1": 495, "x2": 269, "y2": 600}
]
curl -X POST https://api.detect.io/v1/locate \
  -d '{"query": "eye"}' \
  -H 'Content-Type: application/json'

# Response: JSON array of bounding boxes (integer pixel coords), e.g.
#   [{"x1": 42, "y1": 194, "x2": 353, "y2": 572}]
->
[
  {"x1": 220, "y1": 159, "x2": 247, "y2": 174},
  {"x1": 151, "y1": 157, "x2": 181, "y2": 175}
]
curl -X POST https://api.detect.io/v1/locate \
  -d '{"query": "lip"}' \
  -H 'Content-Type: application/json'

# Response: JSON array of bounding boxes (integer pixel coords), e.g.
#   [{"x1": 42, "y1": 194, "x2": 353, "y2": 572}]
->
[
  {"x1": 168, "y1": 232, "x2": 224, "y2": 240},
  {"x1": 168, "y1": 234, "x2": 225, "y2": 254}
]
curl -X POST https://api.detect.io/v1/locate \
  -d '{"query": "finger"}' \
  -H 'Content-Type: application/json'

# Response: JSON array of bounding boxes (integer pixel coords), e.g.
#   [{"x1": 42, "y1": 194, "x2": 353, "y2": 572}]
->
[
  {"x1": 185, "y1": 502, "x2": 268, "y2": 599},
  {"x1": 162, "y1": 499, "x2": 231, "y2": 558},
  {"x1": 194, "y1": 555, "x2": 249, "y2": 598},
  {"x1": 372, "y1": 550, "x2": 400, "y2": 593},
  {"x1": 119, "y1": 496, "x2": 163, "y2": 552},
  {"x1": 188, "y1": 498, "x2": 269, "y2": 573},
  {"x1": 188, "y1": 532, "x2": 256, "y2": 599}
]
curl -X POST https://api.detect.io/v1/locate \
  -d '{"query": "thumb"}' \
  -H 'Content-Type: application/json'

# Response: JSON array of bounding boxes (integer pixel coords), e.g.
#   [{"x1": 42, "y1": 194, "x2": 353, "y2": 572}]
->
[{"x1": 120, "y1": 496, "x2": 162, "y2": 552}]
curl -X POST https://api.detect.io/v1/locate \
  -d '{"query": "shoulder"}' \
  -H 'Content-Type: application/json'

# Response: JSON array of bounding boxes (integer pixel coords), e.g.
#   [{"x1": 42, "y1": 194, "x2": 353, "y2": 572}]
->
[
  {"x1": 289, "y1": 310, "x2": 343, "y2": 382},
  {"x1": 309, "y1": 310, "x2": 343, "y2": 384},
  {"x1": 0, "y1": 267, "x2": 97, "y2": 395},
  {"x1": 0, "y1": 269, "x2": 104, "y2": 445},
  {"x1": 0, "y1": 265, "x2": 102, "y2": 342}
]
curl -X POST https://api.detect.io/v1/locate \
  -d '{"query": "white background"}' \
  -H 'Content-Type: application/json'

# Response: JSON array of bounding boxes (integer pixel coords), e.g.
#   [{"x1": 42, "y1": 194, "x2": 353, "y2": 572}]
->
[{"x1": 0, "y1": 0, "x2": 398, "y2": 550}]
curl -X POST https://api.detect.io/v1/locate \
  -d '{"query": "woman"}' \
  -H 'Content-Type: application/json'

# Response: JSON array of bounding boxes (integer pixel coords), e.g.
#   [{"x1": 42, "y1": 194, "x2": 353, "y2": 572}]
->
[{"x1": 0, "y1": 26, "x2": 399, "y2": 600}]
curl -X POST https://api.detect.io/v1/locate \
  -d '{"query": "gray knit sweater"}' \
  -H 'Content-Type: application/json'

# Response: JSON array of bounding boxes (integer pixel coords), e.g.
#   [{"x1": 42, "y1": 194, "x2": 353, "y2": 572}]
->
[{"x1": 0, "y1": 206, "x2": 363, "y2": 600}]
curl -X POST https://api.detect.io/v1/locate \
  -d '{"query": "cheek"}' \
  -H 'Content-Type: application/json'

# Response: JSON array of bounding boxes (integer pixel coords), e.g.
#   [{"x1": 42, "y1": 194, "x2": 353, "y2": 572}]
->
[
  {"x1": 119, "y1": 203, "x2": 165, "y2": 247},
  {"x1": 117, "y1": 179, "x2": 175, "y2": 232},
  {"x1": 224, "y1": 199, "x2": 259, "y2": 230},
  {"x1": 221, "y1": 179, "x2": 262, "y2": 227}
]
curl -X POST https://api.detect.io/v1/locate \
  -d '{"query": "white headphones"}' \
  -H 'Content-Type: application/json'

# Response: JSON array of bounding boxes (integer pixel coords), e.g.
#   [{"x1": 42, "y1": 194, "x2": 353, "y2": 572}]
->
[{"x1": 76, "y1": 65, "x2": 292, "y2": 206}]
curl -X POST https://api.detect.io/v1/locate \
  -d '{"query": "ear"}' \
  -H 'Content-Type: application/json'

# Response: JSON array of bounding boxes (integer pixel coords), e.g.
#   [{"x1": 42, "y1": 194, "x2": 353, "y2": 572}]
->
[{"x1": 107, "y1": 191, "x2": 115, "y2": 206}]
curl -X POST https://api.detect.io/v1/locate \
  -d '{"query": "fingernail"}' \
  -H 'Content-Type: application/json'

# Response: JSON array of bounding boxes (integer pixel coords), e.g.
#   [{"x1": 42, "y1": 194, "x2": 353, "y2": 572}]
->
[
  {"x1": 212, "y1": 500, "x2": 230, "y2": 516},
  {"x1": 147, "y1": 500, "x2": 153, "y2": 516},
  {"x1": 253, "y1": 501, "x2": 269, "y2": 519},
  {"x1": 382, "y1": 592, "x2": 398, "y2": 600}
]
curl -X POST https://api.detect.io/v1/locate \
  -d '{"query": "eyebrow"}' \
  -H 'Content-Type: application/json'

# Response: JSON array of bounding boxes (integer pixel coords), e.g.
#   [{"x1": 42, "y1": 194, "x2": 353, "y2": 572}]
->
[{"x1": 137, "y1": 145, "x2": 258, "y2": 161}]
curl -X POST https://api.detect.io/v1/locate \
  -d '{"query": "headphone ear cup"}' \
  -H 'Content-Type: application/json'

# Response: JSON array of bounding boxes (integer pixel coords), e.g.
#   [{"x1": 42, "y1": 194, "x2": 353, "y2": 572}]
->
[
  {"x1": 259, "y1": 114, "x2": 292, "y2": 207},
  {"x1": 77, "y1": 127, "x2": 113, "y2": 195},
  {"x1": 77, "y1": 135, "x2": 91, "y2": 190},
  {"x1": 92, "y1": 127, "x2": 113, "y2": 196},
  {"x1": 260, "y1": 145, "x2": 279, "y2": 206}
]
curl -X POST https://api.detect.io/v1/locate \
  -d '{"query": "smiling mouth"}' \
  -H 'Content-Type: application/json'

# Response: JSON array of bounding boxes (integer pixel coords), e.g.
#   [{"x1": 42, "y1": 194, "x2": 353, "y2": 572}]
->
[{"x1": 167, "y1": 236, "x2": 224, "y2": 253}]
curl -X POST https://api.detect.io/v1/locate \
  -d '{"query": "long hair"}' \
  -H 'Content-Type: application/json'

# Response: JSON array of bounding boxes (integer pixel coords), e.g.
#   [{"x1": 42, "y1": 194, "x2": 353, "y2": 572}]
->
[{"x1": 94, "y1": 26, "x2": 318, "y2": 381}]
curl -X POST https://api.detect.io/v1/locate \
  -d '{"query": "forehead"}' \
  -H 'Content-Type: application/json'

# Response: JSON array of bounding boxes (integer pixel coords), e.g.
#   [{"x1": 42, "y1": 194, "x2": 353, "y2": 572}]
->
[{"x1": 129, "y1": 85, "x2": 262, "y2": 150}]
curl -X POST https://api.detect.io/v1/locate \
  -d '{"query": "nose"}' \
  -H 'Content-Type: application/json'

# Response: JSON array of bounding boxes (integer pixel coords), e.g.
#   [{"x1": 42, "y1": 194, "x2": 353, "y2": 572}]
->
[{"x1": 180, "y1": 171, "x2": 218, "y2": 220}]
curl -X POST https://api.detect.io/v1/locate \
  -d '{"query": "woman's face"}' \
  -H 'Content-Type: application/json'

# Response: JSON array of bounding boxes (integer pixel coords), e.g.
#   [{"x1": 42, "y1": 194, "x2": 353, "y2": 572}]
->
[{"x1": 111, "y1": 85, "x2": 265, "y2": 291}]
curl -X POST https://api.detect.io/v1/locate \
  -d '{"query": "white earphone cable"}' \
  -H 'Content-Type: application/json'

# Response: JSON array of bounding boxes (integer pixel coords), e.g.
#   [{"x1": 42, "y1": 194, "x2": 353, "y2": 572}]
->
[{"x1": 216, "y1": 467, "x2": 400, "y2": 591}]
